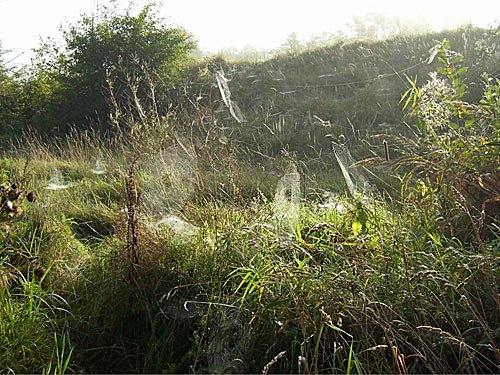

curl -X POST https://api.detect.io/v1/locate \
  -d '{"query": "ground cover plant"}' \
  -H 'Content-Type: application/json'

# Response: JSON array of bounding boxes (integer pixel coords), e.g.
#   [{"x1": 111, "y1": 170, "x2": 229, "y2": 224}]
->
[{"x1": 0, "y1": 8, "x2": 499, "y2": 374}]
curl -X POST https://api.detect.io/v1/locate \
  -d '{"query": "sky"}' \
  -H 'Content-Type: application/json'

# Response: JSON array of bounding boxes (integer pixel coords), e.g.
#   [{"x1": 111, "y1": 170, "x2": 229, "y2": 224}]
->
[{"x1": 1, "y1": 0, "x2": 499, "y2": 67}]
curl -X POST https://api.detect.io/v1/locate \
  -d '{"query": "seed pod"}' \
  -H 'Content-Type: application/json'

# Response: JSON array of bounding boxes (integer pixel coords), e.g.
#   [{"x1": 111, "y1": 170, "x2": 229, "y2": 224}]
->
[
  {"x1": 383, "y1": 139, "x2": 390, "y2": 162},
  {"x1": 7, "y1": 188, "x2": 21, "y2": 201},
  {"x1": 26, "y1": 191, "x2": 37, "y2": 203},
  {"x1": 34, "y1": 266, "x2": 46, "y2": 278}
]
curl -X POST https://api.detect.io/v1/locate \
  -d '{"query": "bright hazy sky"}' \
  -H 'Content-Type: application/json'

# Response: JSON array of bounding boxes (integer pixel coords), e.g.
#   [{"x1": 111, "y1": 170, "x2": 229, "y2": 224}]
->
[{"x1": 1, "y1": 0, "x2": 499, "y2": 66}]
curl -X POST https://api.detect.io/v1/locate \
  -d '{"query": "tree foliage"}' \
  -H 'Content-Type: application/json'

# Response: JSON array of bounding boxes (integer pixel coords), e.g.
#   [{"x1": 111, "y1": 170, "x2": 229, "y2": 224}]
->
[
  {"x1": 32, "y1": 3, "x2": 196, "y2": 133},
  {"x1": 0, "y1": 43, "x2": 29, "y2": 144}
]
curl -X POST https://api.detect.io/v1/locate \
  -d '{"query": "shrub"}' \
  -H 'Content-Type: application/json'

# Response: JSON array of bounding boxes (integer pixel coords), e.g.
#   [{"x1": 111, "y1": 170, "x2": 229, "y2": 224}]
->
[{"x1": 399, "y1": 39, "x2": 499, "y2": 243}]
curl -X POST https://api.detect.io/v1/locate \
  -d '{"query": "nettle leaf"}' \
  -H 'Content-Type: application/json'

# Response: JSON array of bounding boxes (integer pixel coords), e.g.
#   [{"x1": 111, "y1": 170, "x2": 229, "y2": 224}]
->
[
  {"x1": 352, "y1": 205, "x2": 368, "y2": 236},
  {"x1": 437, "y1": 57, "x2": 448, "y2": 66}
]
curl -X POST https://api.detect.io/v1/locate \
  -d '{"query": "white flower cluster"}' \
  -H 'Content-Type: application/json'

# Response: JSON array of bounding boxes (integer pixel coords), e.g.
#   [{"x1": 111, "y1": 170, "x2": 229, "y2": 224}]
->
[{"x1": 418, "y1": 72, "x2": 454, "y2": 130}]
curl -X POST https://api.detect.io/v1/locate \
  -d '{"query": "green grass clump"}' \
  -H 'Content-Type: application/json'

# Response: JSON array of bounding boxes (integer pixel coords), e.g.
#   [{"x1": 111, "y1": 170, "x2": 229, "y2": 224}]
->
[
  {"x1": 0, "y1": 149, "x2": 497, "y2": 373},
  {"x1": 0, "y1": 212, "x2": 76, "y2": 374}
]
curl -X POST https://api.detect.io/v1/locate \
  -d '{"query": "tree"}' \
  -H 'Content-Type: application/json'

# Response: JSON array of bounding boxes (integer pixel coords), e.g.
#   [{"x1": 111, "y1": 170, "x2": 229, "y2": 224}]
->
[
  {"x1": 279, "y1": 32, "x2": 304, "y2": 55},
  {"x1": 0, "y1": 41, "x2": 6, "y2": 76},
  {"x1": 348, "y1": 12, "x2": 433, "y2": 41},
  {"x1": 33, "y1": 3, "x2": 196, "y2": 133},
  {"x1": 0, "y1": 42, "x2": 28, "y2": 145}
]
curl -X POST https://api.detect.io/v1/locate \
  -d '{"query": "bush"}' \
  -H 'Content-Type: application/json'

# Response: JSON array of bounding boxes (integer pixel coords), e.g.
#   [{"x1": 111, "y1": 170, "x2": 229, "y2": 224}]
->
[
  {"x1": 29, "y1": 3, "x2": 196, "y2": 134},
  {"x1": 399, "y1": 39, "x2": 499, "y2": 243}
]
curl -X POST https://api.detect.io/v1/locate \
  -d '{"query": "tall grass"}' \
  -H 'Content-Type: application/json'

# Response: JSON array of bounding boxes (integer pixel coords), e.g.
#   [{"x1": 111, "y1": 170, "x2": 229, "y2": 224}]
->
[{"x1": 0, "y1": 38, "x2": 498, "y2": 374}]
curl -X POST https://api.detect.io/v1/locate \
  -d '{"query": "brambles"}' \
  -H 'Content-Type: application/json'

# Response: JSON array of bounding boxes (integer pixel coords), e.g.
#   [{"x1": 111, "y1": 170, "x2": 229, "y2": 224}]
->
[
  {"x1": 0, "y1": 180, "x2": 39, "y2": 226},
  {"x1": 26, "y1": 190, "x2": 37, "y2": 203}
]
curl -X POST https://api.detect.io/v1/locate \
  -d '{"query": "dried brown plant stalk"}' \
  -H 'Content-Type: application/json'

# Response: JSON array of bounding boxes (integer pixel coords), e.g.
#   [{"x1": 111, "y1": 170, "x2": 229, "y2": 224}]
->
[{"x1": 125, "y1": 155, "x2": 141, "y2": 283}]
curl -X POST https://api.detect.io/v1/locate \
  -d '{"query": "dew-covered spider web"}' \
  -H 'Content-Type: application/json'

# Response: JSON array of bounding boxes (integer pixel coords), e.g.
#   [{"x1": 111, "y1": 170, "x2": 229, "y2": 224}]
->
[
  {"x1": 140, "y1": 142, "x2": 199, "y2": 237},
  {"x1": 46, "y1": 168, "x2": 75, "y2": 190},
  {"x1": 91, "y1": 154, "x2": 107, "y2": 175},
  {"x1": 216, "y1": 69, "x2": 245, "y2": 124},
  {"x1": 273, "y1": 162, "x2": 301, "y2": 231},
  {"x1": 333, "y1": 142, "x2": 371, "y2": 196},
  {"x1": 156, "y1": 215, "x2": 199, "y2": 238}
]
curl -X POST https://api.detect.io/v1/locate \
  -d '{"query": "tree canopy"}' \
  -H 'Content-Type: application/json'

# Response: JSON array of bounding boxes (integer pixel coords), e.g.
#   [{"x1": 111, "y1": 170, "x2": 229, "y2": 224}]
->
[{"x1": 31, "y1": 3, "x2": 196, "y2": 133}]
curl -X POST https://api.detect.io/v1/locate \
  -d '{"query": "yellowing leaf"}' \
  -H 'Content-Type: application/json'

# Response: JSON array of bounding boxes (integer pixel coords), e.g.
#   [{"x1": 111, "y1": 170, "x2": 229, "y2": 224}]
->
[{"x1": 352, "y1": 220, "x2": 362, "y2": 236}]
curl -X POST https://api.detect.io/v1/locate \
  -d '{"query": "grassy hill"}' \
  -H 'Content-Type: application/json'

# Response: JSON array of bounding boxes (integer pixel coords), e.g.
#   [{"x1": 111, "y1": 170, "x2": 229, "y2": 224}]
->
[{"x1": 173, "y1": 27, "x2": 500, "y2": 159}]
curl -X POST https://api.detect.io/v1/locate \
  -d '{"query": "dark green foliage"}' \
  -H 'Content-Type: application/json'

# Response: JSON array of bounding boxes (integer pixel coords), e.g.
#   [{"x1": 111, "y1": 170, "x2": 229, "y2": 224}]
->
[
  {"x1": 0, "y1": 46, "x2": 34, "y2": 146},
  {"x1": 0, "y1": 73, "x2": 23, "y2": 143},
  {"x1": 28, "y1": 4, "x2": 196, "y2": 134}
]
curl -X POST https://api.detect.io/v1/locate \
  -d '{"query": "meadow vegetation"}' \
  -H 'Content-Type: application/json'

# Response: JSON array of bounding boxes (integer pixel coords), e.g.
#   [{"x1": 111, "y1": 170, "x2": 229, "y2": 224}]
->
[{"x1": 0, "y1": 5, "x2": 499, "y2": 374}]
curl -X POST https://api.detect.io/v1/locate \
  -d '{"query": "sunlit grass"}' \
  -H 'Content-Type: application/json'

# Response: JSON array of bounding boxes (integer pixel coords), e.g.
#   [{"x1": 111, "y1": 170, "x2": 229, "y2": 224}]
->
[
  {"x1": 0, "y1": 148, "x2": 498, "y2": 372},
  {"x1": 0, "y1": 32, "x2": 498, "y2": 374}
]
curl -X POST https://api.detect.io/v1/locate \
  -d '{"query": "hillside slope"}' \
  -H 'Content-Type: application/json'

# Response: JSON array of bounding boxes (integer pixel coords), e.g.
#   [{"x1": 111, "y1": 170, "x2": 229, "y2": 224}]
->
[{"x1": 177, "y1": 27, "x2": 500, "y2": 159}]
